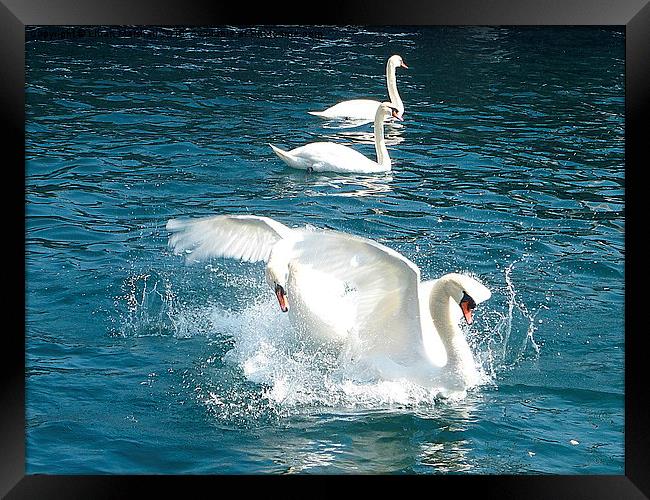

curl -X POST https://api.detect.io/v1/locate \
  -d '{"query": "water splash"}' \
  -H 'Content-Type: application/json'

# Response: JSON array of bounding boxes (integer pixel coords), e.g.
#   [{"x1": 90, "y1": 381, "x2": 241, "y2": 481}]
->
[
  {"x1": 472, "y1": 261, "x2": 545, "y2": 376},
  {"x1": 111, "y1": 272, "x2": 179, "y2": 337},
  {"x1": 189, "y1": 295, "x2": 489, "y2": 415},
  {"x1": 110, "y1": 262, "x2": 544, "y2": 419},
  {"x1": 111, "y1": 269, "x2": 236, "y2": 338}
]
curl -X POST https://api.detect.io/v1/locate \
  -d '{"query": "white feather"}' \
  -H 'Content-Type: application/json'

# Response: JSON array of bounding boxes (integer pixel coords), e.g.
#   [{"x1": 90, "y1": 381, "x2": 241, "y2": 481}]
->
[{"x1": 166, "y1": 215, "x2": 293, "y2": 264}]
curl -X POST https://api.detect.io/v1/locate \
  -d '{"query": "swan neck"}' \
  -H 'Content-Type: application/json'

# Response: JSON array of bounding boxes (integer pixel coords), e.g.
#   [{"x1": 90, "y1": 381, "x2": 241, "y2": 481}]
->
[
  {"x1": 374, "y1": 111, "x2": 390, "y2": 169},
  {"x1": 386, "y1": 62, "x2": 403, "y2": 114},
  {"x1": 429, "y1": 280, "x2": 475, "y2": 371}
]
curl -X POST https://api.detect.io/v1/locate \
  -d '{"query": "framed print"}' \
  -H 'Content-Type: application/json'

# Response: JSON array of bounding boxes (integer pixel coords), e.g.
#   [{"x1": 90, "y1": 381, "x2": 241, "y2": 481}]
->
[{"x1": 3, "y1": 0, "x2": 648, "y2": 497}]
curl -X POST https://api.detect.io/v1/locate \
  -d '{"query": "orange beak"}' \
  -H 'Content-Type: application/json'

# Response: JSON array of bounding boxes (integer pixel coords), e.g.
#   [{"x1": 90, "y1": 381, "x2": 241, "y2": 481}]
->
[
  {"x1": 401, "y1": 61, "x2": 409, "y2": 69},
  {"x1": 392, "y1": 109, "x2": 404, "y2": 121},
  {"x1": 459, "y1": 292, "x2": 476, "y2": 325},
  {"x1": 460, "y1": 300, "x2": 473, "y2": 325},
  {"x1": 275, "y1": 284, "x2": 288, "y2": 312}
]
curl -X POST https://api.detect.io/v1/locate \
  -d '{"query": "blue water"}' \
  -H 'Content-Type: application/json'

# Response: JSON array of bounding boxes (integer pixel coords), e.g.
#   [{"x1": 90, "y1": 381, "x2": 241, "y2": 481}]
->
[{"x1": 25, "y1": 26, "x2": 624, "y2": 474}]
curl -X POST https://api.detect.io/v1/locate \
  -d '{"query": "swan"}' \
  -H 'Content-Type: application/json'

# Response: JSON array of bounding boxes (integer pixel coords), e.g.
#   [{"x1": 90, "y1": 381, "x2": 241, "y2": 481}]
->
[
  {"x1": 269, "y1": 102, "x2": 401, "y2": 174},
  {"x1": 166, "y1": 214, "x2": 492, "y2": 391},
  {"x1": 308, "y1": 54, "x2": 408, "y2": 123}
]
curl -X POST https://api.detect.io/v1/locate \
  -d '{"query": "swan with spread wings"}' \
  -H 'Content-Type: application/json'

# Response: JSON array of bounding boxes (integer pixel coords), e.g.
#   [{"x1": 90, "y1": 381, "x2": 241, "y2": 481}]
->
[{"x1": 166, "y1": 214, "x2": 491, "y2": 390}]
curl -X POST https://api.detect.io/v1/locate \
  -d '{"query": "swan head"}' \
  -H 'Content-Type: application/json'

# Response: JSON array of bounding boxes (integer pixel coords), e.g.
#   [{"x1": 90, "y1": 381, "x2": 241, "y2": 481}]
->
[
  {"x1": 388, "y1": 54, "x2": 408, "y2": 70},
  {"x1": 379, "y1": 102, "x2": 403, "y2": 122},
  {"x1": 265, "y1": 242, "x2": 292, "y2": 313},
  {"x1": 436, "y1": 273, "x2": 492, "y2": 325}
]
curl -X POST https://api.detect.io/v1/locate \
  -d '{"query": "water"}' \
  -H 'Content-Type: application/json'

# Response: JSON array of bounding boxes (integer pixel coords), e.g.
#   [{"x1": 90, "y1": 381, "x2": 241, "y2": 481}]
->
[{"x1": 25, "y1": 26, "x2": 624, "y2": 474}]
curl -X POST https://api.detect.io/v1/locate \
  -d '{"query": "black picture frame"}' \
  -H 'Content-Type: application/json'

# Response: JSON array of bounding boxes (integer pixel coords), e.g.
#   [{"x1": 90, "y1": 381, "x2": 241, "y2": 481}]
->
[{"x1": 3, "y1": 0, "x2": 647, "y2": 497}]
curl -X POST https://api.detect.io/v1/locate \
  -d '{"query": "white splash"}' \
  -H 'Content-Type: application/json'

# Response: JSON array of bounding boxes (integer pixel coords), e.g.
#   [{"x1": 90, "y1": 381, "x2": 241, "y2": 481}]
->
[
  {"x1": 469, "y1": 261, "x2": 544, "y2": 375},
  {"x1": 112, "y1": 262, "x2": 543, "y2": 415},
  {"x1": 197, "y1": 296, "x2": 480, "y2": 410}
]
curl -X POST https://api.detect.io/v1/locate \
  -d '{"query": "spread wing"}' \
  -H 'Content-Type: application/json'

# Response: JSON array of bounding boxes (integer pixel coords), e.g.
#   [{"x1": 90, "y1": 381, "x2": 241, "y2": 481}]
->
[
  {"x1": 166, "y1": 215, "x2": 293, "y2": 264},
  {"x1": 287, "y1": 230, "x2": 426, "y2": 364}
]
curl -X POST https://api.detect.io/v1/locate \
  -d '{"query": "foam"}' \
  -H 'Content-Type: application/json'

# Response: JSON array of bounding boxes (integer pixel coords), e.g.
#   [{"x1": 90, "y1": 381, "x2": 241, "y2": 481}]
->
[{"x1": 112, "y1": 263, "x2": 543, "y2": 415}]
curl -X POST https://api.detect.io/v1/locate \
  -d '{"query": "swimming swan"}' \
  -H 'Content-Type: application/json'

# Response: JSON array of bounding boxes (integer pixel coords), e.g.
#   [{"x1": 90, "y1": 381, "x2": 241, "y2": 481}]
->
[
  {"x1": 166, "y1": 214, "x2": 491, "y2": 390},
  {"x1": 269, "y1": 102, "x2": 401, "y2": 174},
  {"x1": 308, "y1": 54, "x2": 408, "y2": 122}
]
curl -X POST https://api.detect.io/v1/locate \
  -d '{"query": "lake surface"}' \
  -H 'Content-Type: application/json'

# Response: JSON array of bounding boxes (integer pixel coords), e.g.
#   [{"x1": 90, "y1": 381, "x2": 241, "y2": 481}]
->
[{"x1": 25, "y1": 26, "x2": 624, "y2": 474}]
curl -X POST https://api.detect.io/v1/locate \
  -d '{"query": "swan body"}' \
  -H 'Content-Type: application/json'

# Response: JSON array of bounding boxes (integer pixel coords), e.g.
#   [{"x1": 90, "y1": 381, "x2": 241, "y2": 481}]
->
[
  {"x1": 270, "y1": 102, "x2": 401, "y2": 174},
  {"x1": 166, "y1": 215, "x2": 491, "y2": 391},
  {"x1": 308, "y1": 55, "x2": 408, "y2": 122},
  {"x1": 308, "y1": 99, "x2": 387, "y2": 122}
]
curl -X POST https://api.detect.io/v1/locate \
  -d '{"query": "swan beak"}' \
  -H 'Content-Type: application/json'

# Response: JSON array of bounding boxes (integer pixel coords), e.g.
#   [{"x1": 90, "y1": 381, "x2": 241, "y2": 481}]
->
[
  {"x1": 392, "y1": 110, "x2": 404, "y2": 121},
  {"x1": 460, "y1": 292, "x2": 476, "y2": 325},
  {"x1": 461, "y1": 302, "x2": 473, "y2": 325},
  {"x1": 275, "y1": 284, "x2": 289, "y2": 312},
  {"x1": 401, "y1": 61, "x2": 409, "y2": 69}
]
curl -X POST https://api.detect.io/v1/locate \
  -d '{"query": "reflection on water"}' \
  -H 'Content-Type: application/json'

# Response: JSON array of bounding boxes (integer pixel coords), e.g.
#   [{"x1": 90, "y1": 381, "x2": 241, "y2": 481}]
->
[
  {"x1": 415, "y1": 399, "x2": 477, "y2": 473},
  {"x1": 321, "y1": 117, "x2": 405, "y2": 131},
  {"x1": 281, "y1": 439, "x2": 345, "y2": 474},
  {"x1": 419, "y1": 440, "x2": 473, "y2": 473},
  {"x1": 238, "y1": 387, "x2": 482, "y2": 473},
  {"x1": 322, "y1": 125, "x2": 406, "y2": 147},
  {"x1": 300, "y1": 174, "x2": 394, "y2": 199},
  {"x1": 320, "y1": 118, "x2": 374, "y2": 129},
  {"x1": 280, "y1": 407, "x2": 478, "y2": 474},
  {"x1": 265, "y1": 166, "x2": 394, "y2": 201}
]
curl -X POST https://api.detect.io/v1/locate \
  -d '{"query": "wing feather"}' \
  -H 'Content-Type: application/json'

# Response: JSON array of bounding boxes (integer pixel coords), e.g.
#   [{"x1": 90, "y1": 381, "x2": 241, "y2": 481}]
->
[
  {"x1": 166, "y1": 215, "x2": 293, "y2": 264},
  {"x1": 288, "y1": 230, "x2": 425, "y2": 362}
]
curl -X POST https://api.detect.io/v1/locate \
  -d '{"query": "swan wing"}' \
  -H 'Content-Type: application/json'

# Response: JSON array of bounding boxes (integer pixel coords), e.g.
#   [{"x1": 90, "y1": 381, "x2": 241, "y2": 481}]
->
[
  {"x1": 288, "y1": 230, "x2": 425, "y2": 363},
  {"x1": 166, "y1": 215, "x2": 293, "y2": 264},
  {"x1": 288, "y1": 142, "x2": 380, "y2": 173},
  {"x1": 291, "y1": 142, "x2": 368, "y2": 163},
  {"x1": 309, "y1": 99, "x2": 381, "y2": 121}
]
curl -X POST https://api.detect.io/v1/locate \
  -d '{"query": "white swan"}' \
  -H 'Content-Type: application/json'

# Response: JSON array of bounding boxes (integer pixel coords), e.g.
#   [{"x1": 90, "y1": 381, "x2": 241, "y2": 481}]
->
[
  {"x1": 308, "y1": 55, "x2": 408, "y2": 123},
  {"x1": 166, "y1": 214, "x2": 492, "y2": 390},
  {"x1": 269, "y1": 102, "x2": 401, "y2": 174}
]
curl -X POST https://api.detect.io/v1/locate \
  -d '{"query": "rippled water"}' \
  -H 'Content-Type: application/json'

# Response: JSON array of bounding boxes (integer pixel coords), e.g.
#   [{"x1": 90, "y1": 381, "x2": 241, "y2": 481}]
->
[{"x1": 25, "y1": 26, "x2": 624, "y2": 474}]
